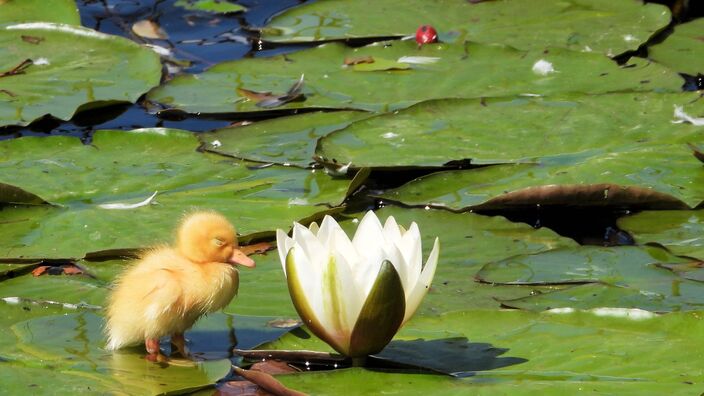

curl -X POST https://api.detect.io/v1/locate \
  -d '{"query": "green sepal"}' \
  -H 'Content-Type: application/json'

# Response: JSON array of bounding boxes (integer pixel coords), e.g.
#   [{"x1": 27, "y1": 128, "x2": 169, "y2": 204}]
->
[{"x1": 348, "y1": 260, "x2": 405, "y2": 357}]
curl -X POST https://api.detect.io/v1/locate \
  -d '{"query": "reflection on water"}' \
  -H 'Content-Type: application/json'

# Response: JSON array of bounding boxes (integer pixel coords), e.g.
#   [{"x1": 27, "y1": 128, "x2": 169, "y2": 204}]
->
[{"x1": 9, "y1": 310, "x2": 297, "y2": 393}]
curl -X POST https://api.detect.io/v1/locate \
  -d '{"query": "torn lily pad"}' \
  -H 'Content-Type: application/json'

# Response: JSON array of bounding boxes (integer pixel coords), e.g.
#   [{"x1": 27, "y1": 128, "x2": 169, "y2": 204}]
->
[
  {"x1": 618, "y1": 210, "x2": 704, "y2": 260},
  {"x1": 649, "y1": 18, "x2": 704, "y2": 76},
  {"x1": 0, "y1": 23, "x2": 162, "y2": 127}
]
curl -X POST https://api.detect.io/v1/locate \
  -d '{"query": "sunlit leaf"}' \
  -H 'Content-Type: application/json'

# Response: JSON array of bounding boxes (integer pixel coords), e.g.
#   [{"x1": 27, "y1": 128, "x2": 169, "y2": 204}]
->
[
  {"x1": 0, "y1": 23, "x2": 162, "y2": 127},
  {"x1": 317, "y1": 93, "x2": 704, "y2": 168},
  {"x1": 618, "y1": 210, "x2": 704, "y2": 260},
  {"x1": 147, "y1": 39, "x2": 681, "y2": 115},
  {"x1": 649, "y1": 18, "x2": 704, "y2": 76},
  {"x1": 202, "y1": 111, "x2": 372, "y2": 167},
  {"x1": 0, "y1": 0, "x2": 80, "y2": 25},
  {"x1": 0, "y1": 129, "x2": 352, "y2": 259},
  {"x1": 262, "y1": 0, "x2": 670, "y2": 56}
]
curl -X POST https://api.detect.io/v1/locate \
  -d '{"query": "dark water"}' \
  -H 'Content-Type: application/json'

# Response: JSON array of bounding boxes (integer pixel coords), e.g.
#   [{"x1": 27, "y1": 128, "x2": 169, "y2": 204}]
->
[{"x1": 0, "y1": 0, "x2": 312, "y2": 141}]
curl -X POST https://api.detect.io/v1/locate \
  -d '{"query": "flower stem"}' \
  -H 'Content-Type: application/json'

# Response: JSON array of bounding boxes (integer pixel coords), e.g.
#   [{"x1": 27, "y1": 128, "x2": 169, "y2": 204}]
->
[{"x1": 350, "y1": 356, "x2": 367, "y2": 367}]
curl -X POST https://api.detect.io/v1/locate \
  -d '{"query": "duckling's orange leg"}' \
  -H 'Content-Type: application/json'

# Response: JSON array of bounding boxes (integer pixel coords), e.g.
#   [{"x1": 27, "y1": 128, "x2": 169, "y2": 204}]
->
[
  {"x1": 145, "y1": 338, "x2": 166, "y2": 362},
  {"x1": 171, "y1": 333, "x2": 189, "y2": 357}
]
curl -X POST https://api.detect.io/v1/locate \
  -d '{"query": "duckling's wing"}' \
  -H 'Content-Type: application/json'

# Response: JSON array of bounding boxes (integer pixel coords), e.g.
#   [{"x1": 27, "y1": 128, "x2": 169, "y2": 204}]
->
[{"x1": 142, "y1": 268, "x2": 184, "y2": 322}]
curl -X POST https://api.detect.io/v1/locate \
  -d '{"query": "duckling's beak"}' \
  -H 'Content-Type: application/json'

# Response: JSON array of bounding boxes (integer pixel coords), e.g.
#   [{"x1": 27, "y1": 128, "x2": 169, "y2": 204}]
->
[{"x1": 229, "y1": 248, "x2": 256, "y2": 268}]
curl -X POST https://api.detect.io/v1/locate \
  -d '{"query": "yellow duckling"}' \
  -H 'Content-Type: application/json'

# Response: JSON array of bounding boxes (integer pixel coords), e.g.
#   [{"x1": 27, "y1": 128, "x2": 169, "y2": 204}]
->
[{"x1": 105, "y1": 211, "x2": 255, "y2": 360}]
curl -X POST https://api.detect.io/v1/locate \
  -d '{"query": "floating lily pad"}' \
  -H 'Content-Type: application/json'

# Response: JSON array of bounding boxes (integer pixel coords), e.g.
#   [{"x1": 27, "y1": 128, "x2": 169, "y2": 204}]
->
[
  {"x1": 146, "y1": 39, "x2": 680, "y2": 115},
  {"x1": 475, "y1": 245, "x2": 704, "y2": 311},
  {"x1": 0, "y1": 301, "x2": 66, "y2": 363},
  {"x1": 657, "y1": 262, "x2": 704, "y2": 283},
  {"x1": 317, "y1": 93, "x2": 704, "y2": 168},
  {"x1": 497, "y1": 283, "x2": 684, "y2": 312},
  {"x1": 0, "y1": 262, "x2": 37, "y2": 279},
  {"x1": 225, "y1": 250, "x2": 297, "y2": 317},
  {"x1": 0, "y1": 272, "x2": 107, "y2": 308},
  {"x1": 0, "y1": 129, "x2": 352, "y2": 259},
  {"x1": 0, "y1": 0, "x2": 80, "y2": 25},
  {"x1": 476, "y1": 245, "x2": 685, "y2": 285},
  {"x1": 649, "y1": 18, "x2": 704, "y2": 76},
  {"x1": 202, "y1": 110, "x2": 372, "y2": 167},
  {"x1": 271, "y1": 310, "x2": 704, "y2": 393},
  {"x1": 261, "y1": 0, "x2": 669, "y2": 56},
  {"x1": 175, "y1": 0, "x2": 246, "y2": 13},
  {"x1": 618, "y1": 210, "x2": 704, "y2": 260},
  {"x1": 6, "y1": 311, "x2": 291, "y2": 394},
  {"x1": 0, "y1": 23, "x2": 162, "y2": 127},
  {"x1": 380, "y1": 142, "x2": 704, "y2": 210}
]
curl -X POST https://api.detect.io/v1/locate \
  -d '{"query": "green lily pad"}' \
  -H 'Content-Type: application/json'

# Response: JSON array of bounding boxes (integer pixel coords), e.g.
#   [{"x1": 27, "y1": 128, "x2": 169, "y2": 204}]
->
[
  {"x1": 656, "y1": 262, "x2": 704, "y2": 283},
  {"x1": 0, "y1": 262, "x2": 37, "y2": 279},
  {"x1": 476, "y1": 245, "x2": 687, "y2": 285},
  {"x1": 317, "y1": 93, "x2": 704, "y2": 168},
  {"x1": 475, "y1": 245, "x2": 704, "y2": 311},
  {"x1": 0, "y1": 0, "x2": 80, "y2": 25},
  {"x1": 0, "y1": 301, "x2": 66, "y2": 363},
  {"x1": 146, "y1": 39, "x2": 681, "y2": 115},
  {"x1": 226, "y1": 250, "x2": 297, "y2": 317},
  {"x1": 175, "y1": 0, "x2": 246, "y2": 13},
  {"x1": 380, "y1": 142, "x2": 704, "y2": 210},
  {"x1": 202, "y1": 110, "x2": 372, "y2": 167},
  {"x1": 275, "y1": 310, "x2": 704, "y2": 394},
  {"x1": 649, "y1": 18, "x2": 704, "y2": 76},
  {"x1": 497, "y1": 283, "x2": 684, "y2": 312},
  {"x1": 261, "y1": 0, "x2": 669, "y2": 56},
  {"x1": 7, "y1": 311, "x2": 292, "y2": 394},
  {"x1": 0, "y1": 365, "x2": 116, "y2": 394},
  {"x1": 0, "y1": 129, "x2": 352, "y2": 259},
  {"x1": 618, "y1": 210, "x2": 704, "y2": 260},
  {"x1": 0, "y1": 272, "x2": 107, "y2": 308},
  {"x1": 0, "y1": 23, "x2": 162, "y2": 127}
]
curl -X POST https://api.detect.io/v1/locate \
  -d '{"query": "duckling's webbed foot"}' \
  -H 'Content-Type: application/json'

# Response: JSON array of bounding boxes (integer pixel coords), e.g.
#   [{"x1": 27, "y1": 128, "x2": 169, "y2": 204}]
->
[
  {"x1": 145, "y1": 338, "x2": 167, "y2": 362},
  {"x1": 171, "y1": 333, "x2": 190, "y2": 357}
]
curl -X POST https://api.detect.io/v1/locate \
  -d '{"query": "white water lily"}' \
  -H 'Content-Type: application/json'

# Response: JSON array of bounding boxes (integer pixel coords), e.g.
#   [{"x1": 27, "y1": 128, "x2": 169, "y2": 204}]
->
[{"x1": 276, "y1": 211, "x2": 439, "y2": 357}]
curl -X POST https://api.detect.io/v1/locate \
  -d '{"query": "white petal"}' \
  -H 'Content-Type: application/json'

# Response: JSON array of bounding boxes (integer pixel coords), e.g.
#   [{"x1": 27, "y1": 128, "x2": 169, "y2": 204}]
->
[
  {"x1": 288, "y1": 244, "x2": 330, "y2": 331},
  {"x1": 352, "y1": 212, "x2": 387, "y2": 295},
  {"x1": 381, "y1": 238, "x2": 408, "y2": 294},
  {"x1": 276, "y1": 229, "x2": 295, "y2": 274},
  {"x1": 382, "y1": 216, "x2": 403, "y2": 245},
  {"x1": 399, "y1": 222, "x2": 423, "y2": 289},
  {"x1": 318, "y1": 215, "x2": 339, "y2": 246},
  {"x1": 326, "y1": 250, "x2": 364, "y2": 335},
  {"x1": 319, "y1": 215, "x2": 359, "y2": 267},
  {"x1": 308, "y1": 221, "x2": 320, "y2": 236},
  {"x1": 403, "y1": 237, "x2": 439, "y2": 324},
  {"x1": 293, "y1": 222, "x2": 327, "y2": 272}
]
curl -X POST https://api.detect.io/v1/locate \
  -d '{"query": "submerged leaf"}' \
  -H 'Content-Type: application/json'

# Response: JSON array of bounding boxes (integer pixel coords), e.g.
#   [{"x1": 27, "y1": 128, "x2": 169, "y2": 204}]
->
[{"x1": 131, "y1": 20, "x2": 168, "y2": 40}]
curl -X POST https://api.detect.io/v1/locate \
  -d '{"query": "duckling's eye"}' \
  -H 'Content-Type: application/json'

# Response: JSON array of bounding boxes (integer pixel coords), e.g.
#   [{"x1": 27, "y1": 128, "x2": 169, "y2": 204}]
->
[{"x1": 213, "y1": 238, "x2": 225, "y2": 247}]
